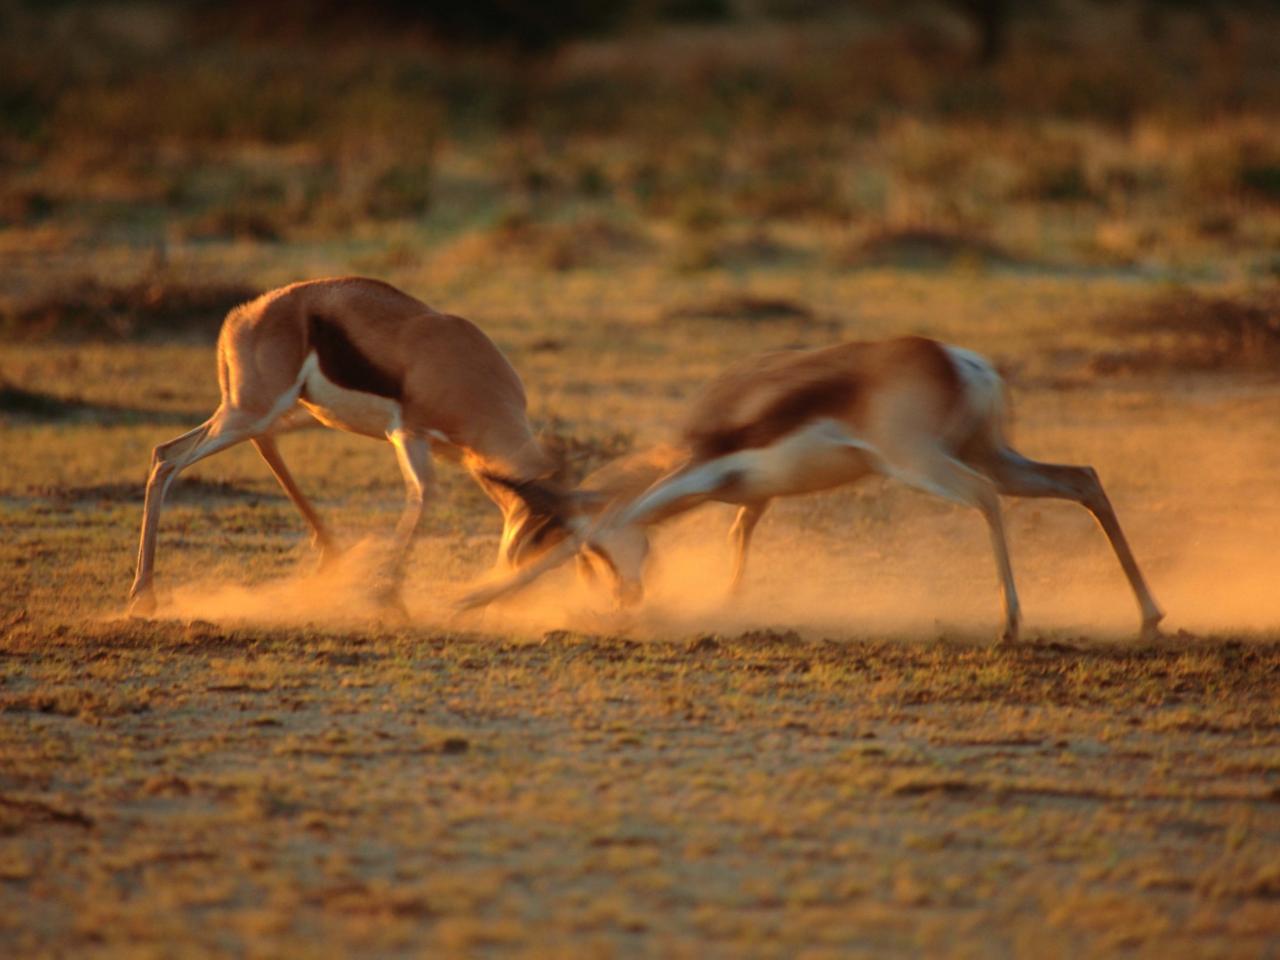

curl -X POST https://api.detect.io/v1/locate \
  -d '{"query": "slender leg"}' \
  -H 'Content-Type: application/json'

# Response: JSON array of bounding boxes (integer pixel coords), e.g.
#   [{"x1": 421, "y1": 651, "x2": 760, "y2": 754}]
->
[
  {"x1": 727, "y1": 500, "x2": 768, "y2": 593},
  {"x1": 886, "y1": 448, "x2": 1021, "y2": 643},
  {"x1": 128, "y1": 406, "x2": 269, "y2": 614},
  {"x1": 456, "y1": 535, "x2": 583, "y2": 611},
  {"x1": 582, "y1": 540, "x2": 645, "y2": 608},
  {"x1": 251, "y1": 435, "x2": 339, "y2": 568},
  {"x1": 617, "y1": 459, "x2": 744, "y2": 528},
  {"x1": 576, "y1": 552, "x2": 600, "y2": 588},
  {"x1": 980, "y1": 448, "x2": 1164, "y2": 640},
  {"x1": 379, "y1": 430, "x2": 434, "y2": 610}
]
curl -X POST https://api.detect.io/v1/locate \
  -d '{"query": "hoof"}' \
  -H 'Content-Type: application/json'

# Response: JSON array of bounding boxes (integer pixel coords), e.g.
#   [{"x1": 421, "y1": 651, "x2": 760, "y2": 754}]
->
[
  {"x1": 612, "y1": 580, "x2": 645, "y2": 610},
  {"x1": 1139, "y1": 612, "x2": 1164, "y2": 643},
  {"x1": 315, "y1": 543, "x2": 343, "y2": 574},
  {"x1": 373, "y1": 590, "x2": 410, "y2": 623},
  {"x1": 127, "y1": 588, "x2": 157, "y2": 618},
  {"x1": 377, "y1": 601, "x2": 410, "y2": 625},
  {"x1": 997, "y1": 618, "x2": 1021, "y2": 646},
  {"x1": 373, "y1": 599, "x2": 409, "y2": 627}
]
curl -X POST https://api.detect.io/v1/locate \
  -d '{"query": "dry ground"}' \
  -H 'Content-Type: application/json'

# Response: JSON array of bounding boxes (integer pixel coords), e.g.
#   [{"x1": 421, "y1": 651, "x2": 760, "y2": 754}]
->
[
  {"x1": 4, "y1": 3, "x2": 1280, "y2": 955},
  {"x1": 3, "y1": 270, "x2": 1280, "y2": 957},
  {"x1": 2, "y1": 621, "x2": 1279, "y2": 958}
]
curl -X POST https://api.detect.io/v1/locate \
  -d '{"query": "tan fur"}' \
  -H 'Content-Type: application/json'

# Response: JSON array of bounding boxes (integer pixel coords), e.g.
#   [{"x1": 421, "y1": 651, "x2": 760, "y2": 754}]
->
[
  {"x1": 683, "y1": 336, "x2": 962, "y2": 459},
  {"x1": 129, "y1": 277, "x2": 563, "y2": 614}
]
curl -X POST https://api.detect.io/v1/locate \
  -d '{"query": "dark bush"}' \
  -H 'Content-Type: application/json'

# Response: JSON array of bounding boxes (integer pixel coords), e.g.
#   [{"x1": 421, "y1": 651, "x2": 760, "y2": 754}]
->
[
  {"x1": 1095, "y1": 287, "x2": 1280, "y2": 374},
  {"x1": 1, "y1": 277, "x2": 259, "y2": 342}
]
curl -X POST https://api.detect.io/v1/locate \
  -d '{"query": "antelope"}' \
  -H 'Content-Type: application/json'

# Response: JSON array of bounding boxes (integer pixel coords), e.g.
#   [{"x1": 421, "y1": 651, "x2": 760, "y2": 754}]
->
[
  {"x1": 127, "y1": 276, "x2": 577, "y2": 615},
  {"x1": 461, "y1": 336, "x2": 1165, "y2": 643}
]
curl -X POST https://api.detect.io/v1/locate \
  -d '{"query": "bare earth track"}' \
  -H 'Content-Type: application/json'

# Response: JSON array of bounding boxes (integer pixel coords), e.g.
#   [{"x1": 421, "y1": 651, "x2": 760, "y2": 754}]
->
[{"x1": 2, "y1": 616, "x2": 1280, "y2": 955}]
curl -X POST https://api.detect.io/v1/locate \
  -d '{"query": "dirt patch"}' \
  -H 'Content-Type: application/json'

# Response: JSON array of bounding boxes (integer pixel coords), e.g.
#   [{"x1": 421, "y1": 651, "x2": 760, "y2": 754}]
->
[
  {"x1": 0, "y1": 385, "x2": 87, "y2": 419},
  {"x1": 661, "y1": 293, "x2": 823, "y2": 325},
  {"x1": 445, "y1": 215, "x2": 652, "y2": 273},
  {"x1": 0, "y1": 385, "x2": 202, "y2": 425},
  {"x1": 704, "y1": 229, "x2": 810, "y2": 269},
  {"x1": 0, "y1": 794, "x2": 95, "y2": 831},
  {"x1": 1, "y1": 277, "x2": 258, "y2": 343},
  {"x1": 30, "y1": 478, "x2": 274, "y2": 505},
  {"x1": 1093, "y1": 287, "x2": 1280, "y2": 374},
  {"x1": 2, "y1": 621, "x2": 1278, "y2": 954},
  {"x1": 835, "y1": 227, "x2": 1020, "y2": 271}
]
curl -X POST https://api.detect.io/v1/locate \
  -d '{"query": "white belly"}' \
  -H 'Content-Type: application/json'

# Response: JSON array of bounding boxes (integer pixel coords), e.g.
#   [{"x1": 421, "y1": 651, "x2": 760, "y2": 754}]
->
[
  {"x1": 298, "y1": 353, "x2": 403, "y2": 438},
  {"x1": 618, "y1": 418, "x2": 877, "y2": 527},
  {"x1": 730, "y1": 418, "x2": 875, "y2": 498}
]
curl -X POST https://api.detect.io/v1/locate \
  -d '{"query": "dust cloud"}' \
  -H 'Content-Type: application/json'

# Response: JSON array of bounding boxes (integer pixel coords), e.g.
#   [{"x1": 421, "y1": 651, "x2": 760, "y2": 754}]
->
[
  {"x1": 461, "y1": 415, "x2": 1279, "y2": 641},
  {"x1": 159, "y1": 539, "x2": 439, "y2": 628},
  {"x1": 149, "y1": 421, "x2": 1278, "y2": 641}
]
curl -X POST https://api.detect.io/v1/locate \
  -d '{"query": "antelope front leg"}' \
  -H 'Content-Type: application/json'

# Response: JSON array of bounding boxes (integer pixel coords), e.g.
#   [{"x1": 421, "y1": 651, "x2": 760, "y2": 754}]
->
[
  {"x1": 983, "y1": 450, "x2": 1164, "y2": 641},
  {"x1": 129, "y1": 425, "x2": 209, "y2": 614},
  {"x1": 885, "y1": 447, "x2": 1021, "y2": 644},
  {"x1": 378, "y1": 430, "x2": 434, "y2": 616},
  {"x1": 129, "y1": 408, "x2": 264, "y2": 614},
  {"x1": 252, "y1": 435, "x2": 341, "y2": 571},
  {"x1": 727, "y1": 501, "x2": 768, "y2": 594}
]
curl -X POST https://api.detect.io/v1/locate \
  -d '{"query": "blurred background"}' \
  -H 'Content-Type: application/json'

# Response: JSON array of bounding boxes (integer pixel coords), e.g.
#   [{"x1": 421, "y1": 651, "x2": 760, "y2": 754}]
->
[{"x1": 1, "y1": 0, "x2": 1278, "y2": 343}]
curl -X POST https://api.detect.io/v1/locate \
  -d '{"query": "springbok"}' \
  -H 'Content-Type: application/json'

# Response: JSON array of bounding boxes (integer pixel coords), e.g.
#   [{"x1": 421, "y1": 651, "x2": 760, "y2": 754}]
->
[
  {"x1": 127, "y1": 276, "x2": 575, "y2": 615},
  {"x1": 461, "y1": 336, "x2": 1165, "y2": 642}
]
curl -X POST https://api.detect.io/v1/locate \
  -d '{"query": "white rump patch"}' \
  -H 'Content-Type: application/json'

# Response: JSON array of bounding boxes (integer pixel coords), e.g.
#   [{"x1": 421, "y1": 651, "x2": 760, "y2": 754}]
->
[{"x1": 942, "y1": 344, "x2": 1005, "y2": 444}]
